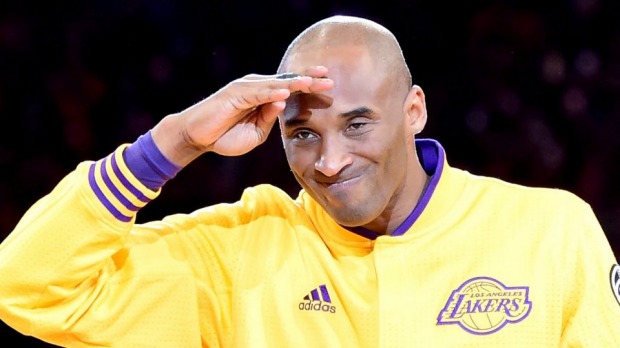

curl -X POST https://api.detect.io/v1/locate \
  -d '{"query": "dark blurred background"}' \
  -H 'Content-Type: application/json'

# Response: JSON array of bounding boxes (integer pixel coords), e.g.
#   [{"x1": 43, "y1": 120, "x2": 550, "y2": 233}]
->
[{"x1": 1, "y1": 0, "x2": 618, "y2": 346}]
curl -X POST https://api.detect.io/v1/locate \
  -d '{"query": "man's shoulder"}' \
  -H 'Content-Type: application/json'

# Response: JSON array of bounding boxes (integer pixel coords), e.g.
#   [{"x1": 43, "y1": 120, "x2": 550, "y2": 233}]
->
[
  {"x1": 239, "y1": 184, "x2": 304, "y2": 213},
  {"x1": 241, "y1": 183, "x2": 296, "y2": 201},
  {"x1": 454, "y1": 168, "x2": 588, "y2": 209}
]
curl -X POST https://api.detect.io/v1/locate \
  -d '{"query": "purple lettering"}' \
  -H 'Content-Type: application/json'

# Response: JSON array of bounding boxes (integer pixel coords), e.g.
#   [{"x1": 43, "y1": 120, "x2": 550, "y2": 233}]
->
[
  {"x1": 483, "y1": 299, "x2": 497, "y2": 312},
  {"x1": 496, "y1": 299, "x2": 511, "y2": 314},
  {"x1": 450, "y1": 294, "x2": 466, "y2": 318},
  {"x1": 468, "y1": 300, "x2": 485, "y2": 313}
]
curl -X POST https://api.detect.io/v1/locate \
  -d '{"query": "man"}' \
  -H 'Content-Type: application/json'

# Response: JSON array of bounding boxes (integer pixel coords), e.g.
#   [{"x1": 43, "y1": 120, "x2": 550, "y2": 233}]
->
[{"x1": 0, "y1": 15, "x2": 618, "y2": 347}]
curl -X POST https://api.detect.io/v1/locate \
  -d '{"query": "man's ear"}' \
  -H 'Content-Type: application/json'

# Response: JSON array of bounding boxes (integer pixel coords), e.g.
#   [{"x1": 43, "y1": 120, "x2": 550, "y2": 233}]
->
[{"x1": 403, "y1": 85, "x2": 428, "y2": 135}]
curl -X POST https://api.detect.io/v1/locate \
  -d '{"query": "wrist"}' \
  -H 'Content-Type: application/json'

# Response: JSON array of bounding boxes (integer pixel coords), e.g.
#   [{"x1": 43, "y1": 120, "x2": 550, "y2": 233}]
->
[
  {"x1": 124, "y1": 131, "x2": 181, "y2": 190},
  {"x1": 151, "y1": 114, "x2": 207, "y2": 167}
]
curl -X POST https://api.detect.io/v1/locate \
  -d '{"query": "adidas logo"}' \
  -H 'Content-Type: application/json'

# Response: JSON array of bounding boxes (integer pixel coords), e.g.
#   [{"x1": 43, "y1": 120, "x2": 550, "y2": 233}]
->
[{"x1": 298, "y1": 284, "x2": 336, "y2": 313}]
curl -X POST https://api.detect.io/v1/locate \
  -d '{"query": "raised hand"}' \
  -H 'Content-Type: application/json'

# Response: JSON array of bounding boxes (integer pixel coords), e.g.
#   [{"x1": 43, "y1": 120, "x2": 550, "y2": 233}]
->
[{"x1": 152, "y1": 66, "x2": 333, "y2": 167}]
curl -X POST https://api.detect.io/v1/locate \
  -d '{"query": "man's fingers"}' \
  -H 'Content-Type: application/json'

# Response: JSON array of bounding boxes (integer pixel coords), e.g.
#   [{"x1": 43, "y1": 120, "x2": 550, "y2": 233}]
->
[
  {"x1": 299, "y1": 65, "x2": 329, "y2": 78},
  {"x1": 258, "y1": 101, "x2": 286, "y2": 127},
  {"x1": 225, "y1": 87, "x2": 290, "y2": 112},
  {"x1": 281, "y1": 66, "x2": 332, "y2": 94},
  {"x1": 276, "y1": 73, "x2": 301, "y2": 80},
  {"x1": 243, "y1": 66, "x2": 333, "y2": 95},
  {"x1": 272, "y1": 65, "x2": 328, "y2": 80},
  {"x1": 222, "y1": 67, "x2": 333, "y2": 113}
]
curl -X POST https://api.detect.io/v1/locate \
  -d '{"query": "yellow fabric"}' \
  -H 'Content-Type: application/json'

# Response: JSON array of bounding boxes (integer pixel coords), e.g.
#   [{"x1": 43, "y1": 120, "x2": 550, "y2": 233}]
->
[{"x1": 0, "y1": 144, "x2": 618, "y2": 347}]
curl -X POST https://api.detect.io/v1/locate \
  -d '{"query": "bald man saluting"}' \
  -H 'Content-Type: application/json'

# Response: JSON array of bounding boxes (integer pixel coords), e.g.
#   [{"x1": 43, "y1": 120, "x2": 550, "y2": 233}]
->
[{"x1": 0, "y1": 15, "x2": 618, "y2": 348}]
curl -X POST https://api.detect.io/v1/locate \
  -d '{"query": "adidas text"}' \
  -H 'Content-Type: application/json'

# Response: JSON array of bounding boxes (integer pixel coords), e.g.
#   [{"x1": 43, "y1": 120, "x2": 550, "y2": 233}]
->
[{"x1": 298, "y1": 301, "x2": 336, "y2": 313}]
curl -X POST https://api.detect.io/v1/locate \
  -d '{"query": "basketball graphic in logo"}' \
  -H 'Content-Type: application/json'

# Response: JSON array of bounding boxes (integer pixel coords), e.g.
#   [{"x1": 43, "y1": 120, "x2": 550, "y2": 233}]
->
[{"x1": 458, "y1": 280, "x2": 508, "y2": 331}]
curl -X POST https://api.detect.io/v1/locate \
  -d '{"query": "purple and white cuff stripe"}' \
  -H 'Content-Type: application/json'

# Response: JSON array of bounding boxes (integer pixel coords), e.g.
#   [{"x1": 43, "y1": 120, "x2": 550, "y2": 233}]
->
[{"x1": 87, "y1": 132, "x2": 180, "y2": 222}]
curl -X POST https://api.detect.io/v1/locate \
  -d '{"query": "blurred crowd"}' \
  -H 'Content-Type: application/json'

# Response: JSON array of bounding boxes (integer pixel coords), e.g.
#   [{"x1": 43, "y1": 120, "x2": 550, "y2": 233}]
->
[{"x1": 0, "y1": 0, "x2": 619, "y2": 345}]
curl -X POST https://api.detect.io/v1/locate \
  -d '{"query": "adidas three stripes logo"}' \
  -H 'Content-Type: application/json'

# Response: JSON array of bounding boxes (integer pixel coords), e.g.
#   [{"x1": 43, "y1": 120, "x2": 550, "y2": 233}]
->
[{"x1": 298, "y1": 284, "x2": 336, "y2": 313}]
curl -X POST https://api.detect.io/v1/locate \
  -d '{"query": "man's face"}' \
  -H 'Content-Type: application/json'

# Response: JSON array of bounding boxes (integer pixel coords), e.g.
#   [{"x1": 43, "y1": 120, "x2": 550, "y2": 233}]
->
[{"x1": 279, "y1": 45, "x2": 413, "y2": 229}]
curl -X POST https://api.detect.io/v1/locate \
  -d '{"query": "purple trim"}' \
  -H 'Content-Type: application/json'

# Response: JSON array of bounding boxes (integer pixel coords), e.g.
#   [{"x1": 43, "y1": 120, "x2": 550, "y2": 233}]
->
[
  {"x1": 100, "y1": 157, "x2": 139, "y2": 212},
  {"x1": 124, "y1": 131, "x2": 181, "y2": 190},
  {"x1": 347, "y1": 138, "x2": 445, "y2": 239},
  {"x1": 349, "y1": 226, "x2": 382, "y2": 240},
  {"x1": 391, "y1": 138, "x2": 444, "y2": 236},
  {"x1": 88, "y1": 163, "x2": 132, "y2": 222},
  {"x1": 319, "y1": 284, "x2": 331, "y2": 303},
  {"x1": 110, "y1": 152, "x2": 151, "y2": 203}
]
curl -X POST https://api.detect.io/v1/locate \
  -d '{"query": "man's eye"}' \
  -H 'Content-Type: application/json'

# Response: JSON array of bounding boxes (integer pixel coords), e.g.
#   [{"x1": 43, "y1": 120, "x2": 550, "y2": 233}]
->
[
  {"x1": 294, "y1": 130, "x2": 315, "y2": 140},
  {"x1": 347, "y1": 123, "x2": 366, "y2": 131}
]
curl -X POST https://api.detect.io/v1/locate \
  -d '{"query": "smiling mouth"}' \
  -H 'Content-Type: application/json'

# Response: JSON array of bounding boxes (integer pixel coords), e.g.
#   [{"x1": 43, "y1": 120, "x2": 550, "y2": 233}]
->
[{"x1": 319, "y1": 175, "x2": 362, "y2": 191}]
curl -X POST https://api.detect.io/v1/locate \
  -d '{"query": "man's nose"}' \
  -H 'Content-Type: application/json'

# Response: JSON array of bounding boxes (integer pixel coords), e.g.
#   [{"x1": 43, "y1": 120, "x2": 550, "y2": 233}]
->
[{"x1": 314, "y1": 135, "x2": 353, "y2": 177}]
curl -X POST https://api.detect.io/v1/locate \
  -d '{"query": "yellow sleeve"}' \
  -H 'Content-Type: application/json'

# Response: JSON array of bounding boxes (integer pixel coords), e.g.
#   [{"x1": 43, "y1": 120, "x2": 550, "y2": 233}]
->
[
  {"x1": 560, "y1": 203, "x2": 620, "y2": 346},
  {"x1": 0, "y1": 146, "x2": 208, "y2": 347}
]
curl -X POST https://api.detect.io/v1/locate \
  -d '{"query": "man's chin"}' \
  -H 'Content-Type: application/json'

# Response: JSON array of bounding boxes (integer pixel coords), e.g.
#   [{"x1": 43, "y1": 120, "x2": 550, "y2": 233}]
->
[
  {"x1": 307, "y1": 190, "x2": 374, "y2": 224},
  {"x1": 326, "y1": 206, "x2": 375, "y2": 228}
]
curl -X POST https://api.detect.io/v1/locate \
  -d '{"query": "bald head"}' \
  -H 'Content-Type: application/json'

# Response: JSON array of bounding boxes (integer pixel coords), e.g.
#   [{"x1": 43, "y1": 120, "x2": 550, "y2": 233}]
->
[{"x1": 278, "y1": 15, "x2": 412, "y2": 90}]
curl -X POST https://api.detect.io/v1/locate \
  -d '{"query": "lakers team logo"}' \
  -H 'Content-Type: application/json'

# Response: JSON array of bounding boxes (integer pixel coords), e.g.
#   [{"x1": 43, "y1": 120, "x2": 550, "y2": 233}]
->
[
  {"x1": 611, "y1": 264, "x2": 620, "y2": 306},
  {"x1": 437, "y1": 276, "x2": 532, "y2": 335}
]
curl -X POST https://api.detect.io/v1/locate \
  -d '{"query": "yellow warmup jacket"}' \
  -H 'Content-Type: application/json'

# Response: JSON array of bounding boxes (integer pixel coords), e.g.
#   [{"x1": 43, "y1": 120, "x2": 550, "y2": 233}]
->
[{"x1": 0, "y1": 139, "x2": 619, "y2": 347}]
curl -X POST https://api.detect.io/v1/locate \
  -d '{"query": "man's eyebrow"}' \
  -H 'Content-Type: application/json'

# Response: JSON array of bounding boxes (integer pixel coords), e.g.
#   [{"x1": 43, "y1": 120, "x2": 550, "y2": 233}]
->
[
  {"x1": 283, "y1": 117, "x2": 308, "y2": 128},
  {"x1": 283, "y1": 106, "x2": 375, "y2": 128},
  {"x1": 341, "y1": 106, "x2": 374, "y2": 118}
]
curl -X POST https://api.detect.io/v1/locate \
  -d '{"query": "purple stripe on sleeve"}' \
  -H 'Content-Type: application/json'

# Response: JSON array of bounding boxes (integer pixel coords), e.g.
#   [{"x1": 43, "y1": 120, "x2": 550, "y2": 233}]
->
[
  {"x1": 123, "y1": 131, "x2": 181, "y2": 190},
  {"x1": 88, "y1": 163, "x2": 132, "y2": 222},
  {"x1": 110, "y1": 152, "x2": 151, "y2": 203},
  {"x1": 100, "y1": 156, "x2": 139, "y2": 212}
]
